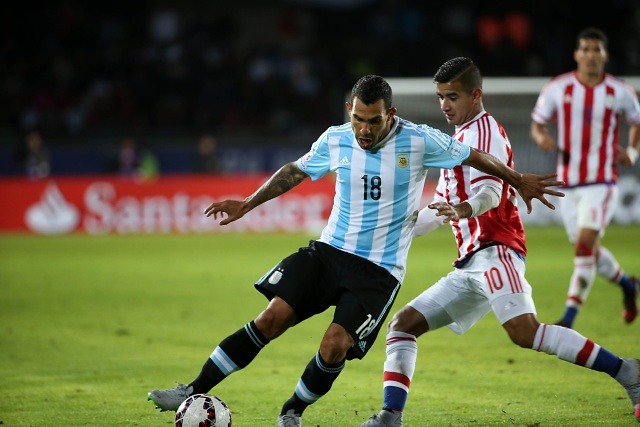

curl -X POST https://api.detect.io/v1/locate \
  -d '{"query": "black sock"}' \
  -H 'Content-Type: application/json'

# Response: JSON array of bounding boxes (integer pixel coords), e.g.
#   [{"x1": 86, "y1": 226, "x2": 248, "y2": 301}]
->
[
  {"x1": 189, "y1": 321, "x2": 269, "y2": 394},
  {"x1": 280, "y1": 352, "x2": 345, "y2": 416}
]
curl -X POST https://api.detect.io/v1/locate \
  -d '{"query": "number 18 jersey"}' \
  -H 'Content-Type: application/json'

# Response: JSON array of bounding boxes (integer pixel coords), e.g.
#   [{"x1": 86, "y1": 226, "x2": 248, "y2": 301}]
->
[{"x1": 296, "y1": 116, "x2": 470, "y2": 282}]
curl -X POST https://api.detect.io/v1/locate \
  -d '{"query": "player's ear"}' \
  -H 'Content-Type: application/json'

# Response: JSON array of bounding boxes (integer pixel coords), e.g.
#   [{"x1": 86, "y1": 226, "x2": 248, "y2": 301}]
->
[
  {"x1": 345, "y1": 101, "x2": 352, "y2": 114},
  {"x1": 473, "y1": 88, "x2": 483, "y2": 102}
]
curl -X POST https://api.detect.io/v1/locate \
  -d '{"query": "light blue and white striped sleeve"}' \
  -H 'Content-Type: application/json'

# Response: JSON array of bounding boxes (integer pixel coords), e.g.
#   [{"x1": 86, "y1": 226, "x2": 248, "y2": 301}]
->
[
  {"x1": 296, "y1": 131, "x2": 332, "y2": 181},
  {"x1": 421, "y1": 125, "x2": 470, "y2": 169}
]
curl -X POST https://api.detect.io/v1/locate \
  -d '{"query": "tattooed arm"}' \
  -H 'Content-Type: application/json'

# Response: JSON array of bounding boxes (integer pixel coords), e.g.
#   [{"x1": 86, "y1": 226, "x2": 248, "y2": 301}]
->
[{"x1": 204, "y1": 162, "x2": 309, "y2": 225}]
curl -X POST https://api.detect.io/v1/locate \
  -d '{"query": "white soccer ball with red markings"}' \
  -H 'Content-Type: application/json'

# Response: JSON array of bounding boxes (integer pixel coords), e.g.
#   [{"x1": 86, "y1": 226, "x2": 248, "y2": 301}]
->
[{"x1": 174, "y1": 394, "x2": 232, "y2": 427}]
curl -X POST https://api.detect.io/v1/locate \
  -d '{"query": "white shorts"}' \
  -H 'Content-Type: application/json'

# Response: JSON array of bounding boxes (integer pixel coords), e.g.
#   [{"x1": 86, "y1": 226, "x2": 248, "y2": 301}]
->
[
  {"x1": 560, "y1": 184, "x2": 618, "y2": 243},
  {"x1": 408, "y1": 245, "x2": 536, "y2": 335}
]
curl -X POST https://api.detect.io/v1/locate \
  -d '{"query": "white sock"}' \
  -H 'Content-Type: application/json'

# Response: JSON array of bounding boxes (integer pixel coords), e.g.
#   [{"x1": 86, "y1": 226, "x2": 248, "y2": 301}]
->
[
  {"x1": 596, "y1": 246, "x2": 623, "y2": 283},
  {"x1": 382, "y1": 331, "x2": 417, "y2": 412},
  {"x1": 533, "y1": 324, "x2": 601, "y2": 367}
]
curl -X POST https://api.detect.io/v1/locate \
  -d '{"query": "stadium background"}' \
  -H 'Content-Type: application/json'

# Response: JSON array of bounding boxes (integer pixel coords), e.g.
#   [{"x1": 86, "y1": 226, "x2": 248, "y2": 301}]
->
[{"x1": 1, "y1": 0, "x2": 639, "y2": 232}]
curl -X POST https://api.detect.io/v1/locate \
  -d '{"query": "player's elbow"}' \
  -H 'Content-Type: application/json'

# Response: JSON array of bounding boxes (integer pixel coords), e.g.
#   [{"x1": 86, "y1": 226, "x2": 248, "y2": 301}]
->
[{"x1": 468, "y1": 184, "x2": 501, "y2": 217}]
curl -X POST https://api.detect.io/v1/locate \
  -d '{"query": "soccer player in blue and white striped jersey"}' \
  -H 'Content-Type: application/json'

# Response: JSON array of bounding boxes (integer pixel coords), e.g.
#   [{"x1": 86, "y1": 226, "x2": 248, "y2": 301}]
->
[{"x1": 148, "y1": 75, "x2": 563, "y2": 427}]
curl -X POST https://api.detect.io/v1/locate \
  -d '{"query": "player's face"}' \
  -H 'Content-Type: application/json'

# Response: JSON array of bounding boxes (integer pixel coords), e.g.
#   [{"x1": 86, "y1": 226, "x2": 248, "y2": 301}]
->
[
  {"x1": 435, "y1": 81, "x2": 482, "y2": 126},
  {"x1": 347, "y1": 97, "x2": 396, "y2": 151},
  {"x1": 575, "y1": 38, "x2": 608, "y2": 77}
]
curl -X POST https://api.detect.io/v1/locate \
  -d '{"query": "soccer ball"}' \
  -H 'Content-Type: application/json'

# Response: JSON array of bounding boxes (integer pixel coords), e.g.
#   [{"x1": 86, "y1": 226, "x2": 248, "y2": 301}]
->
[{"x1": 175, "y1": 394, "x2": 232, "y2": 427}]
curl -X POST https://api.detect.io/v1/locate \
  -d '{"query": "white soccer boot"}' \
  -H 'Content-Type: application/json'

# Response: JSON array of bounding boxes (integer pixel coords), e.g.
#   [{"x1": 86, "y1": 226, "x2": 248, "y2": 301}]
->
[
  {"x1": 616, "y1": 358, "x2": 640, "y2": 421},
  {"x1": 147, "y1": 383, "x2": 193, "y2": 411},
  {"x1": 277, "y1": 409, "x2": 301, "y2": 427},
  {"x1": 356, "y1": 409, "x2": 403, "y2": 427}
]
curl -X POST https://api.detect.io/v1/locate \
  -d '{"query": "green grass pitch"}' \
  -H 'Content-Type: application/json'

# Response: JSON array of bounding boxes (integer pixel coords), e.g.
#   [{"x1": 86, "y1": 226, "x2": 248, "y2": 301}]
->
[{"x1": 1, "y1": 225, "x2": 639, "y2": 426}]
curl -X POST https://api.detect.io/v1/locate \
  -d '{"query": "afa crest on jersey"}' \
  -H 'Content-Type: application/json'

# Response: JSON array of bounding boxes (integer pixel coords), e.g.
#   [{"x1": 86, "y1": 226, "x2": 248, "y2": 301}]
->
[{"x1": 397, "y1": 154, "x2": 409, "y2": 168}]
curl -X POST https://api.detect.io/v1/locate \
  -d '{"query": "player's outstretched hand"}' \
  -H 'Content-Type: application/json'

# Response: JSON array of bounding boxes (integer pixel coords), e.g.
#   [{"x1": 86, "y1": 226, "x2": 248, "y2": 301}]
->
[
  {"x1": 204, "y1": 199, "x2": 247, "y2": 225},
  {"x1": 428, "y1": 202, "x2": 459, "y2": 223},
  {"x1": 518, "y1": 173, "x2": 564, "y2": 214}
]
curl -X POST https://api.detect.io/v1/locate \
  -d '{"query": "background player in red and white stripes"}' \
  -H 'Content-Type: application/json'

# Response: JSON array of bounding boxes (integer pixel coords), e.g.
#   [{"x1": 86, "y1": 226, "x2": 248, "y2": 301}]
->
[
  {"x1": 357, "y1": 57, "x2": 640, "y2": 427},
  {"x1": 531, "y1": 27, "x2": 640, "y2": 328}
]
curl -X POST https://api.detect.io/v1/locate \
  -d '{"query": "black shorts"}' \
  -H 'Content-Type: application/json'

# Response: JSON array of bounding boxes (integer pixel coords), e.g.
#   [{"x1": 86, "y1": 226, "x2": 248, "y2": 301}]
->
[{"x1": 255, "y1": 240, "x2": 400, "y2": 360}]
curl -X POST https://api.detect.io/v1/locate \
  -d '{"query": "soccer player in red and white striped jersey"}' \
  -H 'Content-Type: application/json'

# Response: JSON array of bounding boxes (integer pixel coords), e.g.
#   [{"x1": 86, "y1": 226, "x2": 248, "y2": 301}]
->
[
  {"x1": 531, "y1": 27, "x2": 640, "y2": 329},
  {"x1": 357, "y1": 57, "x2": 640, "y2": 427}
]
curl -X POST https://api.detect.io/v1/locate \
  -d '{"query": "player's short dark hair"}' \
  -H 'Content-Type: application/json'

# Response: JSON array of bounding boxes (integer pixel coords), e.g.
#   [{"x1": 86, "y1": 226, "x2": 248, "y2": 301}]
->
[
  {"x1": 433, "y1": 57, "x2": 482, "y2": 93},
  {"x1": 576, "y1": 27, "x2": 608, "y2": 49},
  {"x1": 351, "y1": 75, "x2": 393, "y2": 109}
]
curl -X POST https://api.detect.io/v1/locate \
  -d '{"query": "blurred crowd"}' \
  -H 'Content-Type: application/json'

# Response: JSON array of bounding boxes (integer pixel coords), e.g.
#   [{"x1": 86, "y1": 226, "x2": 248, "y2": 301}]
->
[{"x1": 1, "y1": 0, "x2": 639, "y2": 174}]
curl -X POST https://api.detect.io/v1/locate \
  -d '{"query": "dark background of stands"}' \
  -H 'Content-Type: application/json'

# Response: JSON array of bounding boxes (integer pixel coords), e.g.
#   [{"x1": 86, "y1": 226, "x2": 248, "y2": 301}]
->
[{"x1": 1, "y1": 0, "x2": 639, "y2": 175}]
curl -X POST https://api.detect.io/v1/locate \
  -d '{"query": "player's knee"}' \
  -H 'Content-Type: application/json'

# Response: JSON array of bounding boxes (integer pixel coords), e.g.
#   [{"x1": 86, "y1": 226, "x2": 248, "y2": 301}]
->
[
  {"x1": 388, "y1": 306, "x2": 428, "y2": 337},
  {"x1": 508, "y1": 332, "x2": 534, "y2": 349},
  {"x1": 503, "y1": 314, "x2": 539, "y2": 349},
  {"x1": 387, "y1": 311, "x2": 405, "y2": 332},
  {"x1": 255, "y1": 301, "x2": 295, "y2": 340},
  {"x1": 319, "y1": 326, "x2": 351, "y2": 363},
  {"x1": 254, "y1": 312, "x2": 286, "y2": 340}
]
